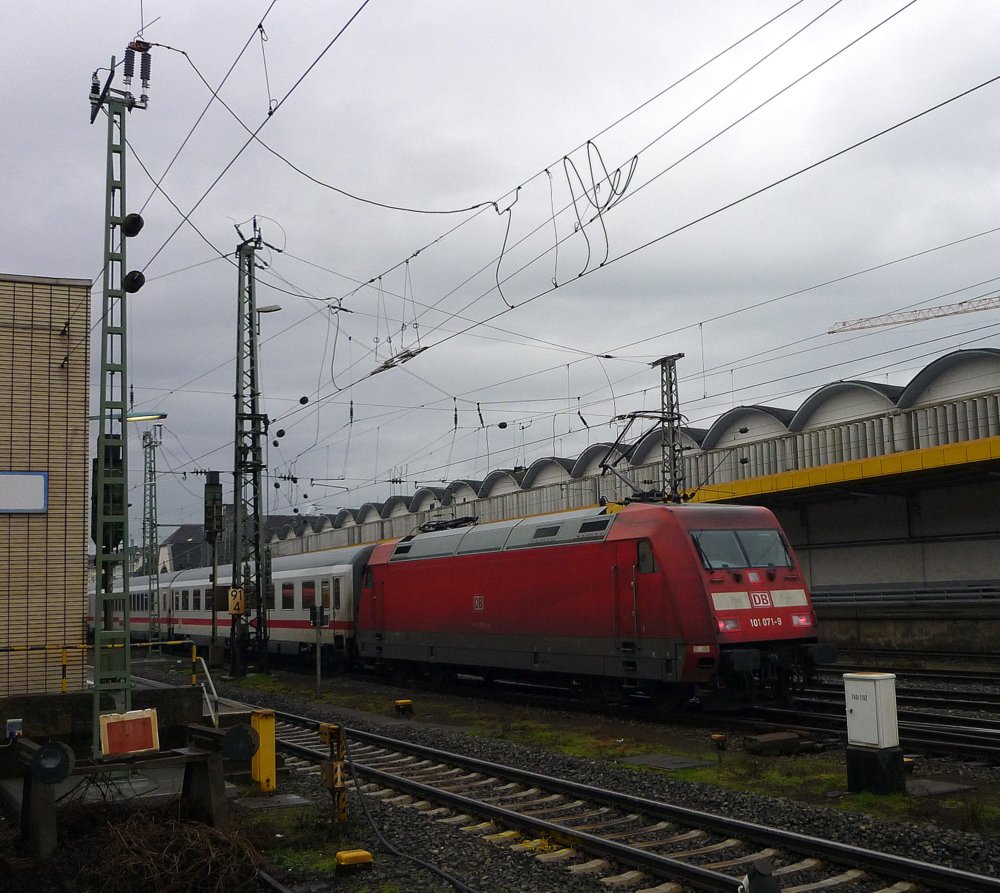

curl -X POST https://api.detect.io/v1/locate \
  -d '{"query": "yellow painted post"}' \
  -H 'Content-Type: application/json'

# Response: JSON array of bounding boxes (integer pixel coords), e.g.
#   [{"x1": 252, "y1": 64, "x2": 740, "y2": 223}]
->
[
  {"x1": 250, "y1": 709, "x2": 276, "y2": 793},
  {"x1": 319, "y1": 722, "x2": 348, "y2": 823},
  {"x1": 190, "y1": 644, "x2": 197, "y2": 686}
]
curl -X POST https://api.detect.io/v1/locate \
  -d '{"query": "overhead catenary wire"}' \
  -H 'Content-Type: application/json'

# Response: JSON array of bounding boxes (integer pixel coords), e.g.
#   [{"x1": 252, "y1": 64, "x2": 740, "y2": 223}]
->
[
  {"x1": 372, "y1": 0, "x2": 889, "y2": 351},
  {"x1": 129, "y1": 1, "x2": 996, "y2": 444},
  {"x1": 99, "y1": 5, "x2": 1000, "y2": 524},
  {"x1": 223, "y1": 0, "x2": 924, "y2": 426},
  {"x1": 131, "y1": 231, "x2": 989, "y2": 502},
  {"x1": 243, "y1": 0, "x2": 822, "y2": 351},
  {"x1": 139, "y1": 0, "x2": 375, "y2": 275},
  {"x1": 121, "y1": 1, "x2": 928, "y2": 433}
]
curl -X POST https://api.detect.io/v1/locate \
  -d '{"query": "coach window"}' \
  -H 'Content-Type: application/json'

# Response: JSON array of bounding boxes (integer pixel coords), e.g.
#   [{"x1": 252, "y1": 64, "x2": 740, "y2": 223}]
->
[
  {"x1": 193, "y1": 589, "x2": 202, "y2": 611},
  {"x1": 182, "y1": 590, "x2": 189, "y2": 611},
  {"x1": 333, "y1": 578, "x2": 342, "y2": 611},
  {"x1": 174, "y1": 592, "x2": 180, "y2": 612},
  {"x1": 302, "y1": 580, "x2": 316, "y2": 610},
  {"x1": 637, "y1": 540, "x2": 656, "y2": 573},
  {"x1": 282, "y1": 582, "x2": 294, "y2": 610}
]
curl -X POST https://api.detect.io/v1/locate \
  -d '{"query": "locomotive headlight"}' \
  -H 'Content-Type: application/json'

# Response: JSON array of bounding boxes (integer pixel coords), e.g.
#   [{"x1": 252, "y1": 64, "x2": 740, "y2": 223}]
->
[
  {"x1": 717, "y1": 617, "x2": 740, "y2": 632},
  {"x1": 791, "y1": 613, "x2": 813, "y2": 628}
]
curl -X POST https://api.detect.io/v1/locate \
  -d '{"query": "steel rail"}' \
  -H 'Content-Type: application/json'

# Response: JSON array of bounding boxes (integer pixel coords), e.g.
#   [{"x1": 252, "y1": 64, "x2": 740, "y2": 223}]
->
[
  {"x1": 750, "y1": 704, "x2": 1000, "y2": 759},
  {"x1": 804, "y1": 683, "x2": 1000, "y2": 712},
  {"x1": 277, "y1": 727, "x2": 741, "y2": 892},
  {"x1": 272, "y1": 708, "x2": 1000, "y2": 893}
]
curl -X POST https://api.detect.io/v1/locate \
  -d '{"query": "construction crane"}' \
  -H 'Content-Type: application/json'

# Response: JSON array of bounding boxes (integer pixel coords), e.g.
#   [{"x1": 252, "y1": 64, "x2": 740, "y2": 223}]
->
[{"x1": 830, "y1": 294, "x2": 1000, "y2": 333}]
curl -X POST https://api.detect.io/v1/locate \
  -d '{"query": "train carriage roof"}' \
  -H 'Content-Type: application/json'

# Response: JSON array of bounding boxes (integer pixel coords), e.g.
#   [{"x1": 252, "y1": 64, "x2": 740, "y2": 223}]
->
[{"x1": 389, "y1": 506, "x2": 613, "y2": 562}]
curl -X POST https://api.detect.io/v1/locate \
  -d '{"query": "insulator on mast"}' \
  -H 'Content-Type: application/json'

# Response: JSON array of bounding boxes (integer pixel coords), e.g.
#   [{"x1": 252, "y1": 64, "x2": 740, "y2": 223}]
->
[
  {"x1": 139, "y1": 50, "x2": 151, "y2": 89},
  {"x1": 123, "y1": 48, "x2": 135, "y2": 85}
]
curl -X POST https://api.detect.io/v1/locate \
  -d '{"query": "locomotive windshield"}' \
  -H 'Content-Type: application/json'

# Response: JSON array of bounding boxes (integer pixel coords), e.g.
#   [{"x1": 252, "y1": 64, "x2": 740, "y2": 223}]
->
[{"x1": 691, "y1": 528, "x2": 792, "y2": 570}]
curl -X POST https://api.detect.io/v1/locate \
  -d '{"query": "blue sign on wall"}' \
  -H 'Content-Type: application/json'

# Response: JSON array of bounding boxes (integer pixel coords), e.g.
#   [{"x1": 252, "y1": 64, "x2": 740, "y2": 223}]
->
[{"x1": 0, "y1": 472, "x2": 48, "y2": 513}]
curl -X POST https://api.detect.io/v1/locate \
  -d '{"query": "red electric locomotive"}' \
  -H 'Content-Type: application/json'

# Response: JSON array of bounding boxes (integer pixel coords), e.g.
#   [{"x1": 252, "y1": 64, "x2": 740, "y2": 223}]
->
[{"x1": 355, "y1": 501, "x2": 832, "y2": 706}]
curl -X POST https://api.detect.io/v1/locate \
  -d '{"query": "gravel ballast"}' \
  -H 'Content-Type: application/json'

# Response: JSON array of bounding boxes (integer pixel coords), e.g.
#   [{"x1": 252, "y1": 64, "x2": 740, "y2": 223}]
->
[{"x1": 154, "y1": 666, "x2": 1000, "y2": 892}]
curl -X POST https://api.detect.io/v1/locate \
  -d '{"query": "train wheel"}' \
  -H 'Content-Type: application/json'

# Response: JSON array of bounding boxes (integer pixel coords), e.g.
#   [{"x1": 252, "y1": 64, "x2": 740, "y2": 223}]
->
[
  {"x1": 649, "y1": 684, "x2": 693, "y2": 713},
  {"x1": 422, "y1": 666, "x2": 450, "y2": 690},
  {"x1": 387, "y1": 663, "x2": 414, "y2": 688},
  {"x1": 579, "y1": 677, "x2": 620, "y2": 705}
]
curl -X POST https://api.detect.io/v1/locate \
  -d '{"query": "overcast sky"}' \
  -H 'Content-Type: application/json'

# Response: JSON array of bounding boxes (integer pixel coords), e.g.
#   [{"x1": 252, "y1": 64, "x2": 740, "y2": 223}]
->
[{"x1": 5, "y1": 1, "x2": 1000, "y2": 533}]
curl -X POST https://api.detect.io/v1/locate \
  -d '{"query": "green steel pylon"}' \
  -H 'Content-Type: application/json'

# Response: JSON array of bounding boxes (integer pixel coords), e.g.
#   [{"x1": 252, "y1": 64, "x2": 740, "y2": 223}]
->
[
  {"x1": 231, "y1": 221, "x2": 273, "y2": 676},
  {"x1": 142, "y1": 428, "x2": 163, "y2": 654},
  {"x1": 89, "y1": 44, "x2": 150, "y2": 757}
]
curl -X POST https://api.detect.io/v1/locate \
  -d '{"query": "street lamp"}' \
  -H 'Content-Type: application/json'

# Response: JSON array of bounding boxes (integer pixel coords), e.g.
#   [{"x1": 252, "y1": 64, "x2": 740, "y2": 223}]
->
[
  {"x1": 88, "y1": 412, "x2": 168, "y2": 423},
  {"x1": 127, "y1": 412, "x2": 168, "y2": 423},
  {"x1": 256, "y1": 304, "x2": 281, "y2": 336}
]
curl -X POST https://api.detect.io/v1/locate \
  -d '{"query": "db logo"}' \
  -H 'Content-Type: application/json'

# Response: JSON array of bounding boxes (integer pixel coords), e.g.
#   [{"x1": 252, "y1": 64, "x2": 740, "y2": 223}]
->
[
  {"x1": 472, "y1": 594, "x2": 485, "y2": 611},
  {"x1": 750, "y1": 591, "x2": 772, "y2": 608}
]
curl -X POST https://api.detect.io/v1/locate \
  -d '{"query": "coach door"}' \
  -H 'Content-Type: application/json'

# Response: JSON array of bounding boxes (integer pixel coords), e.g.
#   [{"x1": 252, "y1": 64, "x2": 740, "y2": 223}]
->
[{"x1": 612, "y1": 541, "x2": 640, "y2": 650}]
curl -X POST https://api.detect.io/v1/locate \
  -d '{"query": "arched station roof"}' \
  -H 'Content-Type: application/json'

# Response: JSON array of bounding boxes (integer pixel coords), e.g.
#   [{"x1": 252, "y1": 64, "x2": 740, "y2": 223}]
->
[
  {"x1": 701, "y1": 406, "x2": 796, "y2": 450},
  {"x1": 408, "y1": 487, "x2": 450, "y2": 513},
  {"x1": 355, "y1": 502, "x2": 385, "y2": 524},
  {"x1": 630, "y1": 427, "x2": 707, "y2": 466},
  {"x1": 520, "y1": 457, "x2": 575, "y2": 489},
  {"x1": 898, "y1": 348, "x2": 1000, "y2": 408},
  {"x1": 446, "y1": 480, "x2": 481, "y2": 504},
  {"x1": 571, "y1": 443, "x2": 620, "y2": 478},
  {"x1": 790, "y1": 381, "x2": 903, "y2": 431},
  {"x1": 479, "y1": 468, "x2": 526, "y2": 497},
  {"x1": 334, "y1": 508, "x2": 358, "y2": 527},
  {"x1": 273, "y1": 348, "x2": 1000, "y2": 544}
]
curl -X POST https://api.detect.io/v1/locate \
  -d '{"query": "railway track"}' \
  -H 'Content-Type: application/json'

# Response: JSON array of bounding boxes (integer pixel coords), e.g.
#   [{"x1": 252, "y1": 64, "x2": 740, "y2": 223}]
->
[
  {"x1": 805, "y1": 682, "x2": 1000, "y2": 715},
  {"x1": 131, "y1": 673, "x2": 1000, "y2": 889},
  {"x1": 748, "y1": 699, "x2": 1000, "y2": 761},
  {"x1": 819, "y1": 662, "x2": 1000, "y2": 687},
  {"x1": 267, "y1": 708, "x2": 998, "y2": 893}
]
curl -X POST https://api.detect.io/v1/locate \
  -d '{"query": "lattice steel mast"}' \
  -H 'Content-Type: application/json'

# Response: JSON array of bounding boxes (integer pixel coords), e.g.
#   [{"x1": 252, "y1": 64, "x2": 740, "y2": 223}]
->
[
  {"x1": 230, "y1": 221, "x2": 273, "y2": 676},
  {"x1": 652, "y1": 353, "x2": 685, "y2": 501},
  {"x1": 88, "y1": 41, "x2": 150, "y2": 756},
  {"x1": 142, "y1": 427, "x2": 162, "y2": 653}
]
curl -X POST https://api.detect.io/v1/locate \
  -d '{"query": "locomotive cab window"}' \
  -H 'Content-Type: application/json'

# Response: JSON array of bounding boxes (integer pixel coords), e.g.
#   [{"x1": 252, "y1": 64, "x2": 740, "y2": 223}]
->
[
  {"x1": 637, "y1": 539, "x2": 656, "y2": 573},
  {"x1": 692, "y1": 530, "x2": 745, "y2": 569},
  {"x1": 692, "y1": 529, "x2": 793, "y2": 570},
  {"x1": 737, "y1": 529, "x2": 792, "y2": 567}
]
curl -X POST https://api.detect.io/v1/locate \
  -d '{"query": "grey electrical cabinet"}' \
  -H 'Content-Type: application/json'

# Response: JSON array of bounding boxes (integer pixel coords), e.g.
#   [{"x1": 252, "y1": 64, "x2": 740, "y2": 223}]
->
[{"x1": 844, "y1": 672, "x2": 899, "y2": 748}]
